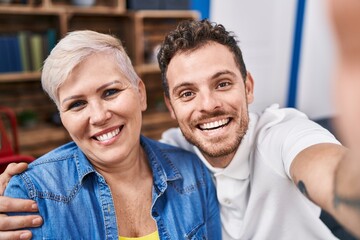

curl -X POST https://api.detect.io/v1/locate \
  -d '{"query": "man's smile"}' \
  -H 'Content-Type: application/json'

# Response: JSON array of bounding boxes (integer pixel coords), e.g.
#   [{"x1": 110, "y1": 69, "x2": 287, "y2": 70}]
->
[{"x1": 198, "y1": 118, "x2": 231, "y2": 131}]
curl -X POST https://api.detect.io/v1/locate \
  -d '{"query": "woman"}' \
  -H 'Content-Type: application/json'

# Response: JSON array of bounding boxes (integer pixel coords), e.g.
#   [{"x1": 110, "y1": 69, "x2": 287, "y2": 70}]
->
[{"x1": 4, "y1": 30, "x2": 220, "y2": 239}]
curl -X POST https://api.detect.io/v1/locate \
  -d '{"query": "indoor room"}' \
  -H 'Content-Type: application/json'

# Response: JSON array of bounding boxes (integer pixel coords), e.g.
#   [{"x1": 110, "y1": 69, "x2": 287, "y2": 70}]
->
[{"x1": 0, "y1": 0, "x2": 359, "y2": 239}]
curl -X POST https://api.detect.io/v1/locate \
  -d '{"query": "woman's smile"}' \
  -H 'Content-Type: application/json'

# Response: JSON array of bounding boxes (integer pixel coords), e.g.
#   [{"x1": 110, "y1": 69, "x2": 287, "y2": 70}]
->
[{"x1": 93, "y1": 126, "x2": 123, "y2": 143}]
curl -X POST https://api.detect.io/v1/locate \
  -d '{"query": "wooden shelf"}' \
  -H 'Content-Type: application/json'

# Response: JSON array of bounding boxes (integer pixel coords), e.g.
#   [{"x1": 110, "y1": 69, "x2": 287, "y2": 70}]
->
[
  {"x1": 19, "y1": 123, "x2": 71, "y2": 157},
  {"x1": 0, "y1": 5, "x2": 63, "y2": 14},
  {"x1": 0, "y1": 0, "x2": 125, "y2": 11},
  {"x1": 129, "y1": 10, "x2": 199, "y2": 19},
  {"x1": 0, "y1": 5, "x2": 125, "y2": 18},
  {"x1": 0, "y1": 72, "x2": 41, "y2": 83},
  {"x1": 42, "y1": 0, "x2": 125, "y2": 10},
  {"x1": 135, "y1": 64, "x2": 160, "y2": 75},
  {"x1": 0, "y1": 6, "x2": 197, "y2": 157},
  {"x1": 142, "y1": 111, "x2": 178, "y2": 140}
]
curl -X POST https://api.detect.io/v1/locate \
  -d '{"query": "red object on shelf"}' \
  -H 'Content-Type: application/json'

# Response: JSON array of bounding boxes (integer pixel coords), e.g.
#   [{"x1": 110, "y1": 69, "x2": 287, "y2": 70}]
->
[{"x1": 0, "y1": 106, "x2": 35, "y2": 173}]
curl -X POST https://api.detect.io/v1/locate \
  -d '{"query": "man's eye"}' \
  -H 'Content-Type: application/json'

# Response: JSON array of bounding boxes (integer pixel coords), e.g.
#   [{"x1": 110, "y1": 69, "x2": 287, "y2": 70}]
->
[
  {"x1": 217, "y1": 82, "x2": 231, "y2": 89},
  {"x1": 180, "y1": 91, "x2": 194, "y2": 98},
  {"x1": 103, "y1": 89, "x2": 120, "y2": 98}
]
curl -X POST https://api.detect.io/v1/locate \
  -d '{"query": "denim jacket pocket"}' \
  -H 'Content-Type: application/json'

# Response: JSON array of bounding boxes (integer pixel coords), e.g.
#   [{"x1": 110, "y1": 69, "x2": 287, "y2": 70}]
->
[{"x1": 185, "y1": 221, "x2": 207, "y2": 240}]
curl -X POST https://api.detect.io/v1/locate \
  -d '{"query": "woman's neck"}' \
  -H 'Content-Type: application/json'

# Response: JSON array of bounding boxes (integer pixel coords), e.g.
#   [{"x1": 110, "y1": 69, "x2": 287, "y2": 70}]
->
[{"x1": 95, "y1": 145, "x2": 151, "y2": 186}]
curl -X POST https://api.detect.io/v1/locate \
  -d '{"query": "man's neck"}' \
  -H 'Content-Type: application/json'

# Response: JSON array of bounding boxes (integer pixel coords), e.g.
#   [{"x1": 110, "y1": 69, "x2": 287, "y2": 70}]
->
[{"x1": 203, "y1": 151, "x2": 236, "y2": 168}]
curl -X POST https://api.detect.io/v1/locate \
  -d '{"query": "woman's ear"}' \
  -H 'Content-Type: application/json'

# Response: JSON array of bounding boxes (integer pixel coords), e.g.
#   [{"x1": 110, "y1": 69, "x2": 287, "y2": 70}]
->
[{"x1": 138, "y1": 80, "x2": 147, "y2": 111}]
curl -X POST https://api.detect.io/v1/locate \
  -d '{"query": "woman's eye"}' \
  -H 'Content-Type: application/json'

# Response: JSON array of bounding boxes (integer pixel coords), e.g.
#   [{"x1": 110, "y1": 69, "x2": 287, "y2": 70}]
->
[
  {"x1": 68, "y1": 100, "x2": 86, "y2": 110},
  {"x1": 103, "y1": 89, "x2": 119, "y2": 98}
]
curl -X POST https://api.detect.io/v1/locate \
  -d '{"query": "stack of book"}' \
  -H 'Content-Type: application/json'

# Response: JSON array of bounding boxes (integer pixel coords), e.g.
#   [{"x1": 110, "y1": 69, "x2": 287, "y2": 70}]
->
[{"x1": 0, "y1": 29, "x2": 57, "y2": 74}]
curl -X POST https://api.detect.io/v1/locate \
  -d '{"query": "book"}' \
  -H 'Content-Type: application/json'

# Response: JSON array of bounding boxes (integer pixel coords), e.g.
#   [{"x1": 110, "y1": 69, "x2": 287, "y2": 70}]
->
[
  {"x1": 30, "y1": 33, "x2": 43, "y2": 72},
  {"x1": 47, "y1": 28, "x2": 57, "y2": 55},
  {"x1": 1, "y1": 35, "x2": 12, "y2": 73},
  {"x1": 0, "y1": 37, "x2": 7, "y2": 73},
  {"x1": 10, "y1": 35, "x2": 22, "y2": 72},
  {"x1": 18, "y1": 31, "x2": 32, "y2": 72},
  {"x1": 0, "y1": 36, "x2": 19, "y2": 73}
]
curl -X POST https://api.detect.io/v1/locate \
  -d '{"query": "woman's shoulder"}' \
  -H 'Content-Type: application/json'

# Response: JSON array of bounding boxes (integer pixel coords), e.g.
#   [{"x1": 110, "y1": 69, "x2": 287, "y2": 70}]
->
[
  {"x1": 16, "y1": 142, "x2": 84, "y2": 185},
  {"x1": 5, "y1": 142, "x2": 86, "y2": 199},
  {"x1": 29, "y1": 141, "x2": 79, "y2": 167}
]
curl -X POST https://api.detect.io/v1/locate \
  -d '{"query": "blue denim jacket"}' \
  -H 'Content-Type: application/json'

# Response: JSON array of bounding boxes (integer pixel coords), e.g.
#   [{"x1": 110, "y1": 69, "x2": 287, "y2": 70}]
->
[{"x1": 5, "y1": 136, "x2": 221, "y2": 239}]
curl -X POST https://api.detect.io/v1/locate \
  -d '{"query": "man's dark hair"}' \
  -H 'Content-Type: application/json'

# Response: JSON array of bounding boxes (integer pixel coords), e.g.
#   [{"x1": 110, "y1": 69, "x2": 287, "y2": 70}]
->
[{"x1": 157, "y1": 19, "x2": 247, "y2": 98}]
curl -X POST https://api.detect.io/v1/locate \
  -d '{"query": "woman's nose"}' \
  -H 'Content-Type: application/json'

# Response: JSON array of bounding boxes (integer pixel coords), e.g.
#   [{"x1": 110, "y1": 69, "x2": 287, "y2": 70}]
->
[{"x1": 89, "y1": 102, "x2": 111, "y2": 125}]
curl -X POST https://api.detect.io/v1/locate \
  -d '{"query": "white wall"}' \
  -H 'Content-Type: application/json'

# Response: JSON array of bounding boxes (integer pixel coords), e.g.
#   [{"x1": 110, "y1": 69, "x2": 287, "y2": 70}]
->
[
  {"x1": 297, "y1": 0, "x2": 336, "y2": 119},
  {"x1": 210, "y1": 0, "x2": 336, "y2": 119}
]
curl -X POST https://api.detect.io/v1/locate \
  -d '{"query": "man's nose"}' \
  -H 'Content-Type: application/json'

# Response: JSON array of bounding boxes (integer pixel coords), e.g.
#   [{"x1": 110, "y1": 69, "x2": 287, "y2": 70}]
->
[{"x1": 197, "y1": 91, "x2": 221, "y2": 112}]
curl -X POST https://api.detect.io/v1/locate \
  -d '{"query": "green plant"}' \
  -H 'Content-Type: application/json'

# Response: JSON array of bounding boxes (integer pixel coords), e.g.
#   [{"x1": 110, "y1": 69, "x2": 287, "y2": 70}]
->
[{"x1": 17, "y1": 110, "x2": 38, "y2": 128}]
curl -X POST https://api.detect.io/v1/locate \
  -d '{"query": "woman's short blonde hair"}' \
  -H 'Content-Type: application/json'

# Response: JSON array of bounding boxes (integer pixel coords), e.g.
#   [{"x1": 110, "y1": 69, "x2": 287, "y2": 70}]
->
[{"x1": 41, "y1": 30, "x2": 139, "y2": 107}]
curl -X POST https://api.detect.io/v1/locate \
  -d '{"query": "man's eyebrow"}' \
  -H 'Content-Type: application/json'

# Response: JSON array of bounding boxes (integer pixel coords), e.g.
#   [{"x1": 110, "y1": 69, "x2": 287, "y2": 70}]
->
[
  {"x1": 171, "y1": 70, "x2": 236, "y2": 95},
  {"x1": 172, "y1": 82, "x2": 194, "y2": 95},
  {"x1": 211, "y1": 70, "x2": 236, "y2": 79}
]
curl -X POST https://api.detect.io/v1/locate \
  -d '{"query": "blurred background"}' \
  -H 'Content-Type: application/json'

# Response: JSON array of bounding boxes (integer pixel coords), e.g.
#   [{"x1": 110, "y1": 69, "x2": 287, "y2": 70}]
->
[
  {"x1": 0, "y1": 0, "x2": 357, "y2": 239},
  {"x1": 211, "y1": 0, "x2": 336, "y2": 121},
  {"x1": 0, "y1": 0, "x2": 338, "y2": 159}
]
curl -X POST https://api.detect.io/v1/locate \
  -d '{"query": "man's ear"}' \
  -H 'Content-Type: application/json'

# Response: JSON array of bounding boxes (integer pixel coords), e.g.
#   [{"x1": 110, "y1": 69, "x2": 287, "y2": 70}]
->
[
  {"x1": 164, "y1": 94, "x2": 176, "y2": 119},
  {"x1": 245, "y1": 71, "x2": 255, "y2": 104},
  {"x1": 138, "y1": 80, "x2": 147, "y2": 111}
]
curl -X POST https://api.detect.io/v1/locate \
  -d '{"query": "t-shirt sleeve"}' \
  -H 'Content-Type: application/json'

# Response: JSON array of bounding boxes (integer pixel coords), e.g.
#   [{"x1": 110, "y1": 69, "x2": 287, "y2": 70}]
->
[
  {"x1": 160, "y1": 127, "x2": 197, "y2": 153},
  {"x1": 257, "y1": 106, "x2": 341, "y2": 179},
  {"x1": 282, "y1": 118, "x2": 340, "y2": 179}
]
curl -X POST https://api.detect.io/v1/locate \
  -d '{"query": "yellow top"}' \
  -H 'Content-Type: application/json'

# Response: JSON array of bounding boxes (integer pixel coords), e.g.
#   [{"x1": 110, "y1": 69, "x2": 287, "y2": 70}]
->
[{"x1": 119, "y1": 231, "x2": 160, "y2": 240}]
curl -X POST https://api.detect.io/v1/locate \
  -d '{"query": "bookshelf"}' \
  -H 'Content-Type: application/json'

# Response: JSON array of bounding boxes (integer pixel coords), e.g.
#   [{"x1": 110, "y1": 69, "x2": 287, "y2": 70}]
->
[{"x1": 0, "y1": 1, "x2": 198, "y2": 157}]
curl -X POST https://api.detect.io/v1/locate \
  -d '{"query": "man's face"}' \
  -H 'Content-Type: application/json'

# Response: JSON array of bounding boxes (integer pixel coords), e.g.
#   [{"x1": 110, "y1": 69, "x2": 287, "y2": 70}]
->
[{"x1": 165, "y1": 42, "x2": 254, "y2": 167}]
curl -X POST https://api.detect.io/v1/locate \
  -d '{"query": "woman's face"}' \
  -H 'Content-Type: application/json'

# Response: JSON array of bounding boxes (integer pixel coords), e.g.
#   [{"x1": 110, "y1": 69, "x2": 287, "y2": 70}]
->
[{"x1": 58, "y1": 52, "x2": 147, "y2": 170}]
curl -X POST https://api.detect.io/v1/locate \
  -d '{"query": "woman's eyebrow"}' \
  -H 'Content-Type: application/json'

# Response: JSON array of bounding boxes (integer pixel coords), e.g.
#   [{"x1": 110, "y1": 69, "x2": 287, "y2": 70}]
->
[{"x1": 96, "y1": 80, "x2": 121, "y2": 93}]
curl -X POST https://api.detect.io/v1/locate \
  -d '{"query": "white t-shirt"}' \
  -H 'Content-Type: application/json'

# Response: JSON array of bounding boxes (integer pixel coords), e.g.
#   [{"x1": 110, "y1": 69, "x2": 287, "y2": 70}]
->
[{"x1": 161, "y1": 104, "x2": 341, "y2": 240}]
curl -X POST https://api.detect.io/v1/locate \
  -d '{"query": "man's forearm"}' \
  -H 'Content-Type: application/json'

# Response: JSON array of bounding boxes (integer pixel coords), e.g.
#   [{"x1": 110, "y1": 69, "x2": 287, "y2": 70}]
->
[{"x1": 333, "y1": 152, "x2": 360, "y2": 237}]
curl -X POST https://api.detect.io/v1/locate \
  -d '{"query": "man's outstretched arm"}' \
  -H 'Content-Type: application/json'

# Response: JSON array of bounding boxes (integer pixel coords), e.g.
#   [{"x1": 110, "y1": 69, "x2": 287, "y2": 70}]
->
[
  {"x1": 0, "y1": 163, "x2": 43, "y2": 240},
  {"x1": 291, "y1": 143, "x2": 360, "y2": 238},
  {"x1": 332, "y1": 152, "x2": 360, "y2": 237}
]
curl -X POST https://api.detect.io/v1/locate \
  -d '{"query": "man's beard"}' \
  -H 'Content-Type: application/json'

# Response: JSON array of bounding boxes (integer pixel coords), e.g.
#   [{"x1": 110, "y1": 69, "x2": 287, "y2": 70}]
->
[{"x1": 180, "y1": 108, "x2": 250, "y2": 160}]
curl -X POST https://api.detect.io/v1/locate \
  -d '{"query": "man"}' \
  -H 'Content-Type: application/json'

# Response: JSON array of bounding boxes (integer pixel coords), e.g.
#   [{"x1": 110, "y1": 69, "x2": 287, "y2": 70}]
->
[
  {"x1": 157, "y1": 19, "x2": 347, "y2": 239},
  {"x1": 0, "y1": 18, "x2": 359, "y2": 239},
  {"x1": 326, "y1": 0, "x2": 360, "y2": 237}
]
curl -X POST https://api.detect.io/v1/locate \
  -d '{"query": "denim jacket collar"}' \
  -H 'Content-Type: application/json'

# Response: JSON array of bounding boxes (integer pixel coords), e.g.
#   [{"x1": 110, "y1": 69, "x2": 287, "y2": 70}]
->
[
  {"x1": 73, "y1": 136, "x2": 183, "y2": 193},
  {"x1": 73, "y1": 147, "x2": 97, "y2": 183},
  {"x1": 140, "y1": 136, "x2": 182, "y2": 194}
]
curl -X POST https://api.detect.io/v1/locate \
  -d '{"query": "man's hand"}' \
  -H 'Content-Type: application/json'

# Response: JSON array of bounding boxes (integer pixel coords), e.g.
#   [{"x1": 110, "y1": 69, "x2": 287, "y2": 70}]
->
[
  {"x1": 0, "y1": 163, "x2": 43, "y2": 240},
  {"x1": 0, "y1": 163, "x2": 28, "y2": 194}
]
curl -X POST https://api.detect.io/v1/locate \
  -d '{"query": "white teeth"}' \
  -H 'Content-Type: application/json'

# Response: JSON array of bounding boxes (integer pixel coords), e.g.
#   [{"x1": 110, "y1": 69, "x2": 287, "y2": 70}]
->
[
  {"x1": 96, "y1": 128, "x2": 120, "y2": 142},
  {"x1": 199, "y1": 119, "x2": 229, "y2": 130}
]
